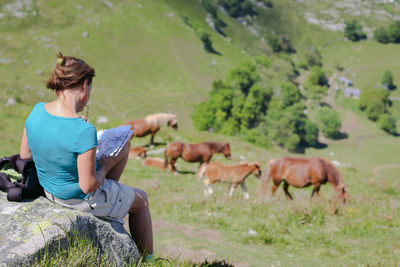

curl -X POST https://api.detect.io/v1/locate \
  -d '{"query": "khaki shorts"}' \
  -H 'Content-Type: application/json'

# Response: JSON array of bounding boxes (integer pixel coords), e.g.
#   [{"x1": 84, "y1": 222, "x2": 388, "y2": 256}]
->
[{"x1": 45, "y1": 179, "x2": 136, "y2": 224}]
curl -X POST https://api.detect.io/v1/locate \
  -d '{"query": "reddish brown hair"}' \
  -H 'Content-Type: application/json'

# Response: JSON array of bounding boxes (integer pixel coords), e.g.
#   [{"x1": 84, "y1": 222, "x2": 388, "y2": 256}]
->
[{"x1": 46, "y1": 52, "x2": 95, "y2": 91}]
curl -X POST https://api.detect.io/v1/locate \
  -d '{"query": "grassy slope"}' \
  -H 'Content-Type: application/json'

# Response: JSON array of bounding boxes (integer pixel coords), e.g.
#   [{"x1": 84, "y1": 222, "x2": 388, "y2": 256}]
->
[{"x1": 1, "y1": 0, "x2": 400, "y2": 266}]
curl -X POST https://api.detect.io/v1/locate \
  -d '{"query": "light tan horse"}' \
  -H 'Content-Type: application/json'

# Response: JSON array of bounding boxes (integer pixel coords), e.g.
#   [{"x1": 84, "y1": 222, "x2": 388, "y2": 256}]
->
[
  {"x1": 198, "y1": 161, "x2": 261, "y2": 199},
  {"x1": 128, "y1": 146, "x2": 147, "y2": 160},
  {"x1": 262, "y1": 156, "x2": 348, "y2": 203},
  {"x1": 124, "y1": 113, "x2": 177, "y2": 145}
]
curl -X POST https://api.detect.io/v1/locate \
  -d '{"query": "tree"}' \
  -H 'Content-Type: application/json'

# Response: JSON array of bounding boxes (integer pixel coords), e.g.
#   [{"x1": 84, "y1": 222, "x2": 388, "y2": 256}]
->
[
  {"x1": 374, "y1": 27, "x2": 389, "y2": 44},
  {"x1": 304, "y1": 46, "x2": 322, "y2": 67},
  {"x1": 303, "y1": 120, "x2": 319, "y2": 146},
  {"x1": 317, "y1": 107, "x2": 342, "y2": 138},
  {"x1": 359, "y1": 87, "x2": 389, "y2": 121},
  {"x1": 304, "y1": 66, "x2": 327, "y2": 90},
  {"x1": 382, "y1": 70, "x2": 394, "y2": 89},
  {"x1": 280, "y1": 82, "x2": 301, "y2": 107},
  {"x1": 344, "y1": 19, "x2": 367, "y2": 41},
  {"x1": 378, "y1": 114, "x2": 397, "y2": 135},
  {"x1": 198, "y1": 30, "x2": 214, "y2": 53},
  {"x1": 387, "y1": 21, "x2": 400, "y2": 43}
]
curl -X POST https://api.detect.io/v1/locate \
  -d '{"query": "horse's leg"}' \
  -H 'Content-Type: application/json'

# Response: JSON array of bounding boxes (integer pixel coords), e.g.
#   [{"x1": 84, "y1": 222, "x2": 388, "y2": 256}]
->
[
  {"x1": 283, "y1": 182, "x2": 293, "y2": 200},
  {"x1": 240, "y1": 182, "x2": 250, "y2": 200},
  {"x1": 150, "y1": 133, "x2": 155, "y2": 147},
  {"x1": 271, "y1": 179, "x2": 282, "y2": 195},
  {"x1": 196, "y1": 161, "x2": 206, "y2": 178},
  {"x1": 228, "y1": 184, "x2": 238, "y2": 197},
  {"x1": 170, "y1": 158, "x2": 178, "y2": 174},
  {"x1": 311, "y1": 184, "x2": 321, "y2": 198}
]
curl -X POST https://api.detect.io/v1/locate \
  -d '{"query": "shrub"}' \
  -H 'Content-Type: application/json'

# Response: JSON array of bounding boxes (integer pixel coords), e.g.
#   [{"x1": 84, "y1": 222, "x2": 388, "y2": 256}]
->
[
  {"x1": 387, "y1": 21, "x2": 400, "y2": 43},
  {"x1": 198, "y1": 30, "x2": 214, "y2": 52},
  {"x1": 280, "y1": 82, "x2": 301, "y2": 107},
  {"x1": 382, "y1": 70, "x2": 394, "y2": 89},
  {"x1": 303, "y1": 119, "x2": 319, "y2": 146},
  {"x1": 304, "y1": 46, "x2": 322, "y2": 67},
  {"x1": 378, "y1": 114, "x2": 397, "y2": 135},
  {"x1": 344, "y1": 19, "x2": 367, "y2": 41},
  {"x1": 304, "y1": 66, "x2": 327, "y2": 89},
  {"x1": 317, "y1": 107, "x2": 342, "y2": 138},
  {"x1": 374, "y1": 27, "x2": 389, "y2": 44},
  {"x1": 359, "y1": 87, "x2": 389, "y2": 121},
  {"x1": 255, "y1": 55, "x2": 272, "y2": 68}
]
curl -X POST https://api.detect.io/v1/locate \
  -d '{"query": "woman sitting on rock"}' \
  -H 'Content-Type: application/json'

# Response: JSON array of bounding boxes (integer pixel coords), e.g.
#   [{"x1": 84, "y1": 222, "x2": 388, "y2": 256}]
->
[{"x1": 19, "y1": 52, "x2": 153, "y2": 260}]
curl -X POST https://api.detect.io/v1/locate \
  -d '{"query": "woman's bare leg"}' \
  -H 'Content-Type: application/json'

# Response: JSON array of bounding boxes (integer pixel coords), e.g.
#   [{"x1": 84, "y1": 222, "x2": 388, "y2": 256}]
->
[
  {"x1": 129, "y1": 188, "x2": 153, "y2": 255},
  {"x1": 102, "y1": 142, "x2": 131, "y2": 181}
]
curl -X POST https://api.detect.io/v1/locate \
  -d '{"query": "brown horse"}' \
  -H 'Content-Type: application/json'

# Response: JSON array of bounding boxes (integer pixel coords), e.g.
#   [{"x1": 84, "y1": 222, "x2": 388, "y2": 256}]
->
[
  {"x1": 264, "y1": 156, "x2": 348, "y2": 203},
  {"x1": 198, "y1": 161, "x2": 261, "y2": 199},
  {"x1": 164, "y1": 141, "x2": 231, "y2": 173},
  {"x1": 124, "y1": 113, "x2": 177, "y2": 145}
]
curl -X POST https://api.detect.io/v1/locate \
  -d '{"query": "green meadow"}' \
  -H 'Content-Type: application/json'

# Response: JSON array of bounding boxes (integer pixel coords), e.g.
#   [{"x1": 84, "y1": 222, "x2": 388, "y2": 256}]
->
[{"x1": 1, "y1": 0, "x2": 400, "y2": 266}]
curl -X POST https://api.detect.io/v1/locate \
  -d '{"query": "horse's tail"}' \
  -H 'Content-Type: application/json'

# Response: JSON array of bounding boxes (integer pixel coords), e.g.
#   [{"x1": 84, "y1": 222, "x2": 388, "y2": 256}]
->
[{"x1": 257, "y1": 159, "x2": 274, "y2": 197}]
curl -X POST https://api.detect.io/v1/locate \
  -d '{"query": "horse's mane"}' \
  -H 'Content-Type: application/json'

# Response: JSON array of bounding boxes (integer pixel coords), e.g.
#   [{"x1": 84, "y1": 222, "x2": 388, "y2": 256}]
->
[
  {"x1": 144, "y1": 113, "x2": 177, "y2": 127},
  {"x1": 203, "y1": 141, "x2": 227, "y2": 151},
  {"x1": 321, "y1": 159, "x2": 345, "y2": 189}
]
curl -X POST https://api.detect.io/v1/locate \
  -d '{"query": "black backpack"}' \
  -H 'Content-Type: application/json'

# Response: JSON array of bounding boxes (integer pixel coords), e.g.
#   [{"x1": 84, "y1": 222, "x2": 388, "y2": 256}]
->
[{"x1": 0, "y1": 154, "x2": 44, "y2": 201}]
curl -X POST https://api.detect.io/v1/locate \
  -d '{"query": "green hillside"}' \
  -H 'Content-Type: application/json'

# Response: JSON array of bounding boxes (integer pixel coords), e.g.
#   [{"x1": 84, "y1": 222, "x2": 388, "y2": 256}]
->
[{"x1": 1, "y1": 0, "x2": 400, "y2": 265}]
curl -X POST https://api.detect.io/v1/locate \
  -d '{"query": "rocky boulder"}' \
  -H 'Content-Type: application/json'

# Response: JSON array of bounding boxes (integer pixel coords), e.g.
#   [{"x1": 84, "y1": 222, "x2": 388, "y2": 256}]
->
[{"x1": 0, "y1": 192, "x2": 139, "y2": 266}]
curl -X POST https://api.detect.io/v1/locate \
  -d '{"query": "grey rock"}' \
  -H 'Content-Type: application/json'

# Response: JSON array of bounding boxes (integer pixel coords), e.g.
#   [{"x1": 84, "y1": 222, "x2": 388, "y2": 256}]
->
[{"x1": 0, "y1": 192, "x2": 139, "y2": 266}]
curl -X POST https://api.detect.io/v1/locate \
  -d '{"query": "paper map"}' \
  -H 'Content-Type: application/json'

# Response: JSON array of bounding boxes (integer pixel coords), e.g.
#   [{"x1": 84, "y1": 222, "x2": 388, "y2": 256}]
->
[{"x1": 96, "y1": 125, "x2": 134, "y2": 160}]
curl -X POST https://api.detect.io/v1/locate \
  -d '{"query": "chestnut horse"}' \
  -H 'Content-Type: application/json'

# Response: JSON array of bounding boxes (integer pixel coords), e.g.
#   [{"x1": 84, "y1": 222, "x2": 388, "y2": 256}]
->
[
  {"x1": 164, "y1": 141, "x2": 231, "y2": 173},
  {"x1": 198, "y1": 161, "x2": 261, "y2": 199},
  {"x1": 124, "y1": 113, "x2": 177, "y2": 145},
  {"x1": 264, "y1": 156, "x2": 348, "y2": 203}
]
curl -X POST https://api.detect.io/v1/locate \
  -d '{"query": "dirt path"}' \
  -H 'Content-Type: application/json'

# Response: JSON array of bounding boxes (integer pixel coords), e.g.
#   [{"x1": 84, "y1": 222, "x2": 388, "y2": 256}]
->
[
  {"x1": 372, "y1": 164, "x2": 400, "y2": 179},
  {"x1": 123, "y1": 217, "x2": 250, "y2": 266}
]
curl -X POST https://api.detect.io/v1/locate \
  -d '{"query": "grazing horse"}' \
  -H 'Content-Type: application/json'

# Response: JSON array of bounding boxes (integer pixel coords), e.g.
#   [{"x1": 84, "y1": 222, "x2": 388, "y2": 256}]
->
[
  {"x1": 124, "y1": 113, "x2": 178, "y2": 145},
  {"x1": 198, "y1": 161, "x2": 261, "y2": 199},
  {"x1": 164, "y1": 141, "x2": 231, "y2": 173},
  {"x1": 264, "y1": 156, "x2": 348, "y2": 203}
]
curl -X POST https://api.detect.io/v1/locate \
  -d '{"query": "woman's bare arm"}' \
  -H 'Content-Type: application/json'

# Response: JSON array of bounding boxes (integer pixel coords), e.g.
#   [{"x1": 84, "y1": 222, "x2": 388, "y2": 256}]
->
[
  {"x1": 20, "y1": 127, "x2": 32, "y2": 160},
  {"x1": 77, "y1": 147, "x2": 106, "y2": 194}
]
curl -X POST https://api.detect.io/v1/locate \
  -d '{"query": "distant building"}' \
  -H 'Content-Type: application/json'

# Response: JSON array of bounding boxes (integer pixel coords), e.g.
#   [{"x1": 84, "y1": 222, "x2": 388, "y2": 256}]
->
[
  {"x1": 338, "y1": 77, "x2": 354, "y2": 86},
  {"x1": 344, "y1": 88, "x2": 361, "y2": 99}
]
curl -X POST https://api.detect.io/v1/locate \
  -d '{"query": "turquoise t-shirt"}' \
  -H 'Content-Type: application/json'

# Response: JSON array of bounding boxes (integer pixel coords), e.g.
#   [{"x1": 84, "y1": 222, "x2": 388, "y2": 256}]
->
[{"x1": 25, "y1": 102, "x2": 97, "y2": 199}]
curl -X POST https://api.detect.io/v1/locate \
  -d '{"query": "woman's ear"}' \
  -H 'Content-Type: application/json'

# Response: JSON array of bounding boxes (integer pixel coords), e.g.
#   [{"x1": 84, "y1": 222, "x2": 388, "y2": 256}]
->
[{"x1": 82, "y1": 79, "x2": 88, "y2": 92}]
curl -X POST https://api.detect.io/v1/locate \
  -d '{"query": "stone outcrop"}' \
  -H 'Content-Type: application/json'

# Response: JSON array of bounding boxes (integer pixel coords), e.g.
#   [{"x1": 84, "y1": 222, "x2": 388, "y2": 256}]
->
[{"x1": 0, "y1": 192, "x2": 139, "y2": 266}]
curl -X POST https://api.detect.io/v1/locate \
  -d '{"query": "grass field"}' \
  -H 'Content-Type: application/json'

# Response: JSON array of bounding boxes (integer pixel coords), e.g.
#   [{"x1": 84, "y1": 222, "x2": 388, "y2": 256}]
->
[{"x1": 1, "y1": 0, "x2": 400, "y2": 266}]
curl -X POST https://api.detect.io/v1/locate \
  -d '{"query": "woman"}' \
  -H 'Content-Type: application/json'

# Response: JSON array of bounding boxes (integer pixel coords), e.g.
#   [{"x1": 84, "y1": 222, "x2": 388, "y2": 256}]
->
[{"x1": 19, "y1": 52, "x2": 153, "y2": 259}]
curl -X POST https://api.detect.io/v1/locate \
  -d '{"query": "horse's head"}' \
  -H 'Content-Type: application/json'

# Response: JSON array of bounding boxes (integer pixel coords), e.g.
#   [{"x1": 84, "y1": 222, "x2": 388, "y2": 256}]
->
[
  {"x1": 222, "y1": 143, "x2": 231, "y2": 160},
  {"x1": 251, "y1": 162, "x2": 262, "y2": 179},
  {"x1": 168, "y1": 119, "x2": 178, "y2": 131},
  {"x1": 337, "y1": 184, "x2": 349, "y2": 203}
]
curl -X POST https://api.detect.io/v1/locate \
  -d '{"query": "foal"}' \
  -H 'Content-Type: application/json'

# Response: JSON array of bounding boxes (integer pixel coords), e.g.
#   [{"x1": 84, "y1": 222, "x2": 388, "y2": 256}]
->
[{"x1": 198, "y1": 161, "x2": 261, "y2": 199}]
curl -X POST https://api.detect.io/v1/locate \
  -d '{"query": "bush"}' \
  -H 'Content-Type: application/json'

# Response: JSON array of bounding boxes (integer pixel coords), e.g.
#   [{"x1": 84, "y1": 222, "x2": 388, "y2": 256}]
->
[
  {"x1": 382, "y1": 70, "x2": 394, "y2": 89},
  {"x1": 280, "y1": 82, "x2": 301, "y2": 107},
  {"x1": 387, "y1": 21, "x2": 400, "y2": 43},
  {"x1": 303, "y1": 119, "x2": 319, "y2": 146},
  {"x1": 374, "y1": 27, "x2": 389, "y2": 44},
  {"x1": 218, "y1": 0, "x2": 256, "y2": 18},
  {"x1": 304, "y1": 66, "x2": 327, "y2": 89},
  {"x1": 317, "y1": 107, "x2": 342, "y2": 139},
  {"x1": 198, "y1": 30, "x2": 214, "y2": 52},
  {"x1": 304, "y1": 46, "x2": 322, "y2": 67},
  {"x1": 359, "y1": 87, "x2": 389, "y2": 121},
  {"x1": 344, "y1": 19, "x2": 367, "y2": 41},
  {"x1": 378, "y1": 114, "x2": 397, "y2": 135},
  {"x1": 267, "y1": 34, "x2": 295, "y2": 53},
  {"x1": 255, "y1": 55, "x2": 272, "y2": 68}
]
